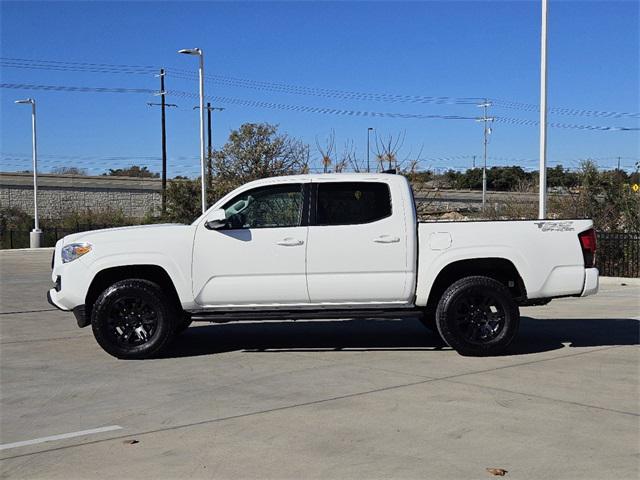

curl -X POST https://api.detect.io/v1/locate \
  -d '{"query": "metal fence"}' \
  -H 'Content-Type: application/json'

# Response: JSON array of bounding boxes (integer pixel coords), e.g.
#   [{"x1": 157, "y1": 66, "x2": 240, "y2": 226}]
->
[
  {"x1": 597, "y1": 232, "x2": 640, "y2": 278},
  {"x1": 2, "y1": 225, "x2": 639, "y2": 278},
  {"x1": 0, "y1": 225, "x2": 113, "y2": 250}
]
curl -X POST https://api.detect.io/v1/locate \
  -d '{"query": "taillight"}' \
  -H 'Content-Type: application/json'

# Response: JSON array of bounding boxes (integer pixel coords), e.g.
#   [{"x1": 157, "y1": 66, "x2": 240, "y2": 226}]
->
[{"x1": 578, "y1": 228, "x2": 597, "y2": 268}]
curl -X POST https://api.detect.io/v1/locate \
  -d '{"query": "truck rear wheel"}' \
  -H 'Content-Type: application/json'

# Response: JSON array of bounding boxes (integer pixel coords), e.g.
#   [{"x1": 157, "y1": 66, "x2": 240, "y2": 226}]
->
[
  {"x1": 91, "y1": 279, "x2": 177, "y2": 359},
  {"x1": 435, "y1": 276, "x2": 519, "y2": 356}
]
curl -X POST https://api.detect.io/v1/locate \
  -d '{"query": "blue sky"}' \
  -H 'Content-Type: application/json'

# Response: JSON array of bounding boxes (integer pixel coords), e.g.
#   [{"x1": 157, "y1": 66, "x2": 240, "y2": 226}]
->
[{"x1": 1, "y1": 0, "x2": 638, "y2": 177}]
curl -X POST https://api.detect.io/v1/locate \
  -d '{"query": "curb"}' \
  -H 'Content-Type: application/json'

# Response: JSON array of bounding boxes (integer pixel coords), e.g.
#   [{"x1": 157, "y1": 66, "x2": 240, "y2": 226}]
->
[
  {"x1": 599, "y1": 276, "x2": 640, "y2": 286},
  {"x1": 0, "y1": 247, "x2": 55, "y2": 255}
]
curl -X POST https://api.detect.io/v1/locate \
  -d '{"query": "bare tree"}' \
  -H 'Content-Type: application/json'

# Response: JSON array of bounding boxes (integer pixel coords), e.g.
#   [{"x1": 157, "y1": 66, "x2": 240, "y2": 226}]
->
[
  {"x1": 398, "y1": 143, "x2": 425, "y2": 178},
  {"x1": 375, "y1": 131, "x2": 406, "y2": 172},
  {"x1": 315, "y1": 130, "x2": 335, "y2": 173},
  {"x1": 334, "y1": 139, "x2": 359, "y2": 173}
]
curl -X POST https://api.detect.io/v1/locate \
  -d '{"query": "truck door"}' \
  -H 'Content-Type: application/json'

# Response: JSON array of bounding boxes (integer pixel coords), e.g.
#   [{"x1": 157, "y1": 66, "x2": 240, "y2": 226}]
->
[
  {"x1": 192, "y1": 183, "x2": 310, "y2": 307},
  {"x1": 306, "y1": 180, "x2": 412, "y2": 304}
]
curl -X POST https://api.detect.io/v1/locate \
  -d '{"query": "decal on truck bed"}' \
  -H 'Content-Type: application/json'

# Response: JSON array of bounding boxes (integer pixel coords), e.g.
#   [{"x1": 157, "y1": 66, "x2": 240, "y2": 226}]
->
[{"x1": 534, "y1": 221, "x2": 575, "y2": 232}]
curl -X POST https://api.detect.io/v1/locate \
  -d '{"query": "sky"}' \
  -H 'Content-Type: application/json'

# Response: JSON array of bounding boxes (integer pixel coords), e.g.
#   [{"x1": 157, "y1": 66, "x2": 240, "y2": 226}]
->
[{"x1": 1, "y1": 0, "x2": 638, "y2": 177}]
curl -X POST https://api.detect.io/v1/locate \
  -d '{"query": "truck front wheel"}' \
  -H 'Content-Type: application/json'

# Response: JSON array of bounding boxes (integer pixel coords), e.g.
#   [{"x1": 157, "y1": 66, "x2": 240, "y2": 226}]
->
[
  {"x1": 91, "y1": 279, "x2": 177, "y2": 359},
  {"x1": 435, "y1": 276, "x2": 519, "y2": 356}
]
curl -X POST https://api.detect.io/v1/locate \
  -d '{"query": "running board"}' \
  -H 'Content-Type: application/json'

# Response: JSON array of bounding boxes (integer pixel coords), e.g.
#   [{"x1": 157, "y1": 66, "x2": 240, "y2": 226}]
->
[{"x1": 188, "y1": 308, "x2": 422, "y2": 323}]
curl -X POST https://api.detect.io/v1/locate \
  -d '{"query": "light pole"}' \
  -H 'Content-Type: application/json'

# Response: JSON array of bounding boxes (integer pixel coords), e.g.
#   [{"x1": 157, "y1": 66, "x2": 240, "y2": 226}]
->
[
  {"x1": 367, "y1": 127, "x2": 374, "y2": 173},
  {"x1": 15, "y1": 98, "x2": 42, "y2": 248},
  {"x1": 538, "y1": 0, "x2": 549, "y2": 219},
  {"x1": 178, "y1": 47, "x2": 207, "y2": 214}
]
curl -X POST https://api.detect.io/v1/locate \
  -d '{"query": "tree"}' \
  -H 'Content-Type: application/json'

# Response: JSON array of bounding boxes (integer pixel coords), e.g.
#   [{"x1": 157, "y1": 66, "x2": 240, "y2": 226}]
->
[
  {"x1": 165, "y1": 178, "x2": 201, "y2": 224},
  {"x1": 547, "y1": 165, "x2": 579, "y2": 189},
  {"x1": 208, "y1": 123, "x2": 309, "y2": 203},
  {"x1": 488, "y1": 166, "x2": 530, "y2": 191},
  {"x1": 104, "y1": 166, "x2": 159, "y2": 178},
  {"x1": 550, "y1": 160, "x2": 639, "y2": 231},
  {"x1": 165, "y1": 123, "x2": 309, "y2": 224},
  {"x1": 375, "y1": 131, "x2": 405, "y2": 172},
  {"x1": 315, "y1": 130, "x2": 335, "y2": 174}
]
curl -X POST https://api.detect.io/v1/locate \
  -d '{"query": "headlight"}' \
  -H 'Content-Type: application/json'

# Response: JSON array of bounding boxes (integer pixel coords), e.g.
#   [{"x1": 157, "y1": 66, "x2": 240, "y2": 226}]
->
[{"x1": 61, "y1": 243, "x2": 92, "y2": 263}]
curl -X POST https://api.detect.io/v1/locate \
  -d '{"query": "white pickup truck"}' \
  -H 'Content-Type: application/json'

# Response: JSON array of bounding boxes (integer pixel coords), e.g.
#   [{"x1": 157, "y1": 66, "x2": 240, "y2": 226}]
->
[{"x1": 48, "y1": 173, "x2": 599, "y2": 359}]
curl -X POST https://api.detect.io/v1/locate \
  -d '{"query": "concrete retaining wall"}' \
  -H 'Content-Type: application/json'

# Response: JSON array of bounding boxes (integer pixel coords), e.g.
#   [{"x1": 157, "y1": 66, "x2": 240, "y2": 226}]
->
[{"x1": 0, "y1": 172, "x2": 162, "y2": 219}]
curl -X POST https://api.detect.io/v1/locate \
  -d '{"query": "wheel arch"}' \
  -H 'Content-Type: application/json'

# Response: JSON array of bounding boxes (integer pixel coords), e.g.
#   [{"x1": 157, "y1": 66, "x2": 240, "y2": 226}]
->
[
  {"x1": 424, "y1": 257, "x2": 527, "y2": 312},
  {"x1": 85, "y1": 265, "x2": 183, "y2": 325}
]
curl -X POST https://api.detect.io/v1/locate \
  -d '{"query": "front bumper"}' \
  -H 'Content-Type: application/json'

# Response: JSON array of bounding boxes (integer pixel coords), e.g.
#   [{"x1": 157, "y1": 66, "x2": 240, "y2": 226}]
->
[
  {"x1": 47, "y1": 289, "x2": 89, "y2": 327},
  {"x1": 47, "y1": 289, "x2": 69, "y2": 311},
  {"x1": 581, "y1": 268, "x2": 599, "y2": 297}
]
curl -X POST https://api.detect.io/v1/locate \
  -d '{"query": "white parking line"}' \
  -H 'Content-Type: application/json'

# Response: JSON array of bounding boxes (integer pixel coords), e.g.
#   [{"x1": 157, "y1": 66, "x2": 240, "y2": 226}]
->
[{"x1": 0, "y1": 425, "x2": 123, "y2": 451}]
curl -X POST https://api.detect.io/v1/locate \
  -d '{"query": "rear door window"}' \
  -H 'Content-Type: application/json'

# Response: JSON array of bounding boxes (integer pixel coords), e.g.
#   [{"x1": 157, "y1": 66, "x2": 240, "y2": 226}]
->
[{"x1": 315, "y1": 182, "x2": 392, "y2": 226}]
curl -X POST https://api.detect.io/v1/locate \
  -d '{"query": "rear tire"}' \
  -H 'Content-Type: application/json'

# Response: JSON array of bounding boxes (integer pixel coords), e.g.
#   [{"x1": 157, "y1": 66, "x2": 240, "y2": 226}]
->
[
  {"x1": 435, "y1": 276, "x2": 519, "y2": 356},
  {"x1": 91, "y1": 279, "x2": 177, "y2": 359}
]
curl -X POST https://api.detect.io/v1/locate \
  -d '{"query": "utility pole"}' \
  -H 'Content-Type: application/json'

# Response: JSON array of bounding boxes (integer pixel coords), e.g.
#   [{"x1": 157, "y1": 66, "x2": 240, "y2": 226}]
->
[
  {"x1": 476, "y1": 100, "x2": 494, "y2": 212},
  {"x1": 147, "y1": 69, "x2": 177, "y2": 215},
  {"x1": 617, "y1": 156, "x2": 621, "y2": 171},
  {"x1": 194, "y1": 103, "x2": 224, "y2": 191},
  {"x1": 473, "y1": 155, "x2": 476, "y2": 168}
]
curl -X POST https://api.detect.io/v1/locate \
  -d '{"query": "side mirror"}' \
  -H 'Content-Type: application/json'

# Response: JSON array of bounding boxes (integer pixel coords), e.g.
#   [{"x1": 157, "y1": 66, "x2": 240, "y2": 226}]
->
[{"x1": 204, "y1": 208, "x2": 227, "y2": 230}]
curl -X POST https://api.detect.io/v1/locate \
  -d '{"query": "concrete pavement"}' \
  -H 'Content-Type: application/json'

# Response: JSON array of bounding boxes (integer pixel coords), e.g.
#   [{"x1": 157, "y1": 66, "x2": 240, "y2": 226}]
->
[{"x1": 1, "y1": 249, "x2": 638, "y2": 479}]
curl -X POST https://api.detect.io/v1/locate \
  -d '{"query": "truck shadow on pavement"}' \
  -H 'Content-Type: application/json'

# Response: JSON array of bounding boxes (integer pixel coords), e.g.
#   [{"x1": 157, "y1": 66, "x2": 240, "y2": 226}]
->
[{"x1": 162, "y1": 316, "x2": 640, "y2": 358}]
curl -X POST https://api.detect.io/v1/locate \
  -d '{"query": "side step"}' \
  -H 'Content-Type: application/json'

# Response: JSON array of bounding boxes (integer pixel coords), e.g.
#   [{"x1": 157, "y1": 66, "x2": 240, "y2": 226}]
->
[{"x1": 188, "y1": 307, "x2": 423, "y2": 323}]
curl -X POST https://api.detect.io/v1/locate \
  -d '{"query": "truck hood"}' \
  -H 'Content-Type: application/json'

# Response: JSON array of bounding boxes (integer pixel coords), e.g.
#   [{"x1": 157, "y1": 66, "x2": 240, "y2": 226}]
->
[{"x1": 62, "y1": 223, "x2": 191, "y2": 245}]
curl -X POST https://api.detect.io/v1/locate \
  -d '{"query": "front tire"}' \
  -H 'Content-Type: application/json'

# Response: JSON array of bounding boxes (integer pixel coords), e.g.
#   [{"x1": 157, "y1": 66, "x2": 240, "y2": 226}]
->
[
  {"x1": 435, "y1": 276, "x2": 519, "y2": 356},
  {"x1": 91, "y1": 279, "x2": 177, "y2": 359}
]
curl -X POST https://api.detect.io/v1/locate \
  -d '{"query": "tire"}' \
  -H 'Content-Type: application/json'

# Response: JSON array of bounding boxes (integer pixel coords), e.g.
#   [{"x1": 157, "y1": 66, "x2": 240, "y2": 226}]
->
[
  {"x1": 435, "y1": 276, "x2": 519, "y2": 356},
  {"x1": 91, "y1": 279, "x2": 178, "y2": 359}
]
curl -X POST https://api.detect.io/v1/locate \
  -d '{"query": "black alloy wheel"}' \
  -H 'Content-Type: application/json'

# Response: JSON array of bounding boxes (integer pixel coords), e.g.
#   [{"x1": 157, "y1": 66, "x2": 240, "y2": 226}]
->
[
  {"x1": 91, "y1": 279, "x2": 177, "y2": 359},
  {"x1": 435, "y1": 276, "x2": 520, "y2": 356}
]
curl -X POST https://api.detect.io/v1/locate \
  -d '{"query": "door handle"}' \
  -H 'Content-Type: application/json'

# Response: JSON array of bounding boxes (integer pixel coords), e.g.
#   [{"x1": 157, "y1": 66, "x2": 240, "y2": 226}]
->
[
  {"x1": 373, "y1": 235, "x2": 400, "y2": 244},
  {"x1": 276, "y1": 238, "x2": 304, "y2": 246}
]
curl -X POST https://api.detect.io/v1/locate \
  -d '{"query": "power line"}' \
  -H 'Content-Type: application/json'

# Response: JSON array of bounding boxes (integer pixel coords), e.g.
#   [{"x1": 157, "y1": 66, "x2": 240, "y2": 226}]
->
[
  {"x1": 3, "y1": 81, "x2": 636, "y2": 132},
  {"x1": 494, "y1": 116, "x2": 639, "y2": 132},
  {"x1": 3, "y1": 57, "x2": 638, "y2": 119},
  {"x1": 0, "y1": 82, "x2": 156, "y2": 95}
]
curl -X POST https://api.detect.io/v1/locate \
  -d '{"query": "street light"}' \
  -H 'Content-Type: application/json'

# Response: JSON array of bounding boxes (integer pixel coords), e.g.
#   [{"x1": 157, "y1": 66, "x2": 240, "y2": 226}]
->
[
  {"x1": 178, "y1": 47, "x2": 207, "y2": 214},
  {"x1": 367, "y1": 127, "x2": 374, "y2": 173},
  {"x1": 15, "y1": 98, "x2": 42, "y2": 248}
]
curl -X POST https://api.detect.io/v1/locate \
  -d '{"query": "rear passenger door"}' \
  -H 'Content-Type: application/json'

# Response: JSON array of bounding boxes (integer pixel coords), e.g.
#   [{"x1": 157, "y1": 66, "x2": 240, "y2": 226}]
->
[{"x1": 306, "y1": 180, "x2": 412, "y2": 304}]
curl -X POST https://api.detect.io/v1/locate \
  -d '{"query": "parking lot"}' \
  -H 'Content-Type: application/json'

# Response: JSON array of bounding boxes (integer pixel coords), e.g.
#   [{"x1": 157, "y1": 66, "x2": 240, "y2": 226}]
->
[{"x1": 0, "y1": 248, "x2": 638, "y2": 479}]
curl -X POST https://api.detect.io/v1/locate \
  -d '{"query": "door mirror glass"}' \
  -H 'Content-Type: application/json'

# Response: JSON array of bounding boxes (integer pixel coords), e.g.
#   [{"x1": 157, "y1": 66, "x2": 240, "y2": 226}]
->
[{"x1": 204, "y1": 209, "x2": 227, "y2": 230}]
